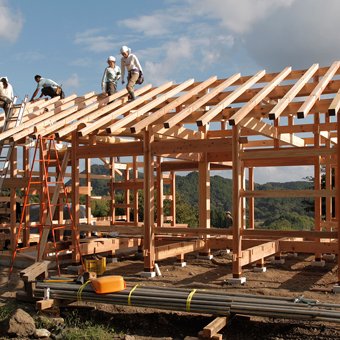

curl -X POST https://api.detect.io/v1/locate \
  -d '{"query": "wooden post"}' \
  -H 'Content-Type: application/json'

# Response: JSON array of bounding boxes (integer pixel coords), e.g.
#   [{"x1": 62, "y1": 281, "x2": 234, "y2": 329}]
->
[
  {"x1": 325, "y1": 114, "x2": 332, "y2": 230},
  {"x1": 125, "y1": 162, "x2": 130, "y2": 222},
  {"x1": 110, "y1": 157, "x2": 115, "y2": 224},
  {"x1": 156, "y1": 156, "x2": 164, "y2": 227},
  {"x1": 71, "y1": 131, "x2": 80, "y2": 262},
  {"x1": 337, "y1": 112, "x2": 340, "y2": 283},
  {"x1": 314, "y1": 112, "x2": 322, "y2": 261},
  {"x1": 143, "y1": 128, "x2": 155, "y2": 272},
  {"x1": 170, "y1": 171, "x2": 176, "y2": 227},
  {"x1": 23, "y1": 142, "x2": 30, "y2": 247},
  {"x1": 232, "y1": 125, "x2": 243, "y2": 278},
  {"x1": 248, "y1": 167, "x2": 255, "y2": 229},
  {"x1": 133, "y1": 156, "x2": 139, "y2": 225},
  {"x1": 10, "y1": 146, "x2": 17, "y2": 251}
]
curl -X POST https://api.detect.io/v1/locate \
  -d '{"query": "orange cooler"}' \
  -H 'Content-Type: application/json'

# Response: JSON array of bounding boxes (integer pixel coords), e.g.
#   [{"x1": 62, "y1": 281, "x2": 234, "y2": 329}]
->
[{"x1": 91, "y1": 275, "x2": 126, "y2": 294}]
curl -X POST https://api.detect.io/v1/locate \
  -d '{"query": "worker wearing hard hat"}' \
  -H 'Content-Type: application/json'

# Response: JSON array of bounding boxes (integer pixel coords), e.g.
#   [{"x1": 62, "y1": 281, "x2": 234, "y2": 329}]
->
[
  {"x1": 101, "y1": 56, "x2": 121, "y2": 96},
  {"x1": 120, "y1": 45, "x2": 143, "y2": 101},
  {"x1": 0, "y1": 77, "x2": 14, "y2": 117},
  {"x1": 30, "y1": 75, "x2": 65, "y2": 101}
]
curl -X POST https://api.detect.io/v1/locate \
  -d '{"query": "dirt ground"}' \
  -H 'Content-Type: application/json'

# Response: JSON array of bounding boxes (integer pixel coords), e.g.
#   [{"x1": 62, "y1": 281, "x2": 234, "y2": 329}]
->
[{"x1": 2, "y1": 250, "x2": 340, "y2": 339}]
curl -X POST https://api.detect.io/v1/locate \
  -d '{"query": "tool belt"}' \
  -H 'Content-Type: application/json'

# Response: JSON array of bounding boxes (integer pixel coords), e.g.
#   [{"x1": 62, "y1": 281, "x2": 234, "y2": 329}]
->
[{"x1": 55, "y1": 86, "x2": 62, "y2": 95}]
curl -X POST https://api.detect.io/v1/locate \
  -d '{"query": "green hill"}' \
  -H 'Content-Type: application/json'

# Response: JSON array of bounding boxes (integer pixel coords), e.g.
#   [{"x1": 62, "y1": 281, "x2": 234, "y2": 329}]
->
[{"x1": 87, "y1": 165, "x2": 314, "y2": 229}]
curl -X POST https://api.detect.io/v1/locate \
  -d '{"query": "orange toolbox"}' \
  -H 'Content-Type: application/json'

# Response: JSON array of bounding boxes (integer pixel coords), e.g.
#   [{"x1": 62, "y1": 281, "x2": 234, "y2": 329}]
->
[{"x1": 91, "y1": 275, "x2": 126, "y2": 294}]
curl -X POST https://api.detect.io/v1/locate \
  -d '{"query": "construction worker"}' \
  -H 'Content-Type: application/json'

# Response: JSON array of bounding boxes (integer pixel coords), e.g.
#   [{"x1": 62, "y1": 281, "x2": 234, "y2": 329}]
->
[
  {"x1": 0, "y1": 77, "x2": 14, "y2": 117},
  {"x1": 225, "y1": 211, "x2": 233, "y2": 228},
  {"x1": 120, "y1": 45, "x2": 143, "y2": 101},
  {"x1": 30, "y1": 75, "x2": 65, "y2": 101},
  {"x1": 101, "y1": 56, "x2": 121, "y2": 96}
]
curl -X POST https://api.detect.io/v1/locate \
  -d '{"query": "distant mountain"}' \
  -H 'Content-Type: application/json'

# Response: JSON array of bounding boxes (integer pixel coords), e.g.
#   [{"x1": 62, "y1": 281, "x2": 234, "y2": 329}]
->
[{"x1": 88, "y1": 165, "x2": 314, "y2": 229}]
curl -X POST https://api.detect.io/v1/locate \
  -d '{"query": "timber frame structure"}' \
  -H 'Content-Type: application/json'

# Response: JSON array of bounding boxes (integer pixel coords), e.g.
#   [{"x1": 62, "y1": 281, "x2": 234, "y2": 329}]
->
[{"x1": 1, "y1": 61, "x2": 340, "y2": 282}]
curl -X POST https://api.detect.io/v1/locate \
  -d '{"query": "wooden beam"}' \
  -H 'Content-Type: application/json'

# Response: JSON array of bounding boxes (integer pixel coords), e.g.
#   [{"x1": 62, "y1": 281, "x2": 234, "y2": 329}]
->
[
  {"x1": 198, "y1": 70, "x2": 266, "y2": 126},
  {"x1": 228, "y1": 67, "x2": 291, "y2": 126},
  {"x1": 298, "y1": 61, "x2": 340, "y2": 118},
  {"x1": 240, "y1": 240, "x2": 279, "y2": 266},
  {"x1": 106, "y1": 79, "x2": 194, "y2": 133},
  {"x1": 241, "y1": 189, "x2": 336, "y2": 198},
  {"x1": 269, "y1": 63, "x2": 319, "y2": 120},
  {"x1": 77, "y1": 84, "x2": 153, "y2": 137},
  {"x1": 105, "y1": 82, "x2": 174, "y2": 133},
  {"x1": 152, "y1": 138, "x2": 232, "y2": 155},
  {"x1": 76, "y1": 141, "x2": 143, "y2": 158},
  {"x1": 163, "y1": 73, "x2": 241, "y2": 128},
  {"x1": 130, "y1": 77, "x2": 215, "y2": 134},
  {"x1": 328, "y1": 88, "x2": 340, "y2": 116}
]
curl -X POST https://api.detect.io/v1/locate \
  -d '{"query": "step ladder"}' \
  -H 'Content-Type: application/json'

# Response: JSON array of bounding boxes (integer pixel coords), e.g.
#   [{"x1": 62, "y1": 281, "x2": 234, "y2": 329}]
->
[
  {"x1": 9, "y1": 135, "x2": 84, "y2": 276},
  {"x1": 0, "y1": 96, "x2": 28, "y2": 191}
]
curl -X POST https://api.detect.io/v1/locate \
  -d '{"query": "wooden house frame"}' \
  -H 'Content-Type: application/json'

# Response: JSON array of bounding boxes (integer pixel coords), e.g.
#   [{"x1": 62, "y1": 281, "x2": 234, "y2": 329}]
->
[{"x1": 1, "y1": 61, "x2": 340, "y2": 283}]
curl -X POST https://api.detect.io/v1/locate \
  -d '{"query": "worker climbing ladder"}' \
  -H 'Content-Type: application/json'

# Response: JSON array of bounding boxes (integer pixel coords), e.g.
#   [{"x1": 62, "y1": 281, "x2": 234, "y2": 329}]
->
[
  {"x1": 9, "y1": 135, "x2": 84, "y2": 276},
  {"x1": 0, "y1": 96, "x2": 28, "y2": 191}
]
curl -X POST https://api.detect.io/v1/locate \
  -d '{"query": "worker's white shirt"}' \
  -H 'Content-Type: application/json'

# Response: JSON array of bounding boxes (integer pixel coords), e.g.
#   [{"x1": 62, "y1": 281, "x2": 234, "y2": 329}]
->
[
  {"x1": 121, "y1": 53, "x2": 143, "y2": 81},
  {"x1": 0, "y1": 82, "x2": 14, "y2": 101},
  {"x1": 37, "y1": 78, "x2": 59, "y2": 89},
  {"x1": 101, "y1": 65, "x2": 121, "y2": 90}
]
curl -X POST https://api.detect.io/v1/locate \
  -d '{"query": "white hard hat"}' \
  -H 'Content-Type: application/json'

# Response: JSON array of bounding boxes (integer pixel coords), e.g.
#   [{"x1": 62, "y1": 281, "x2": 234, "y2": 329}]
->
[
  {"x1": 107, "y1": 56, "x2": 116, "y2": 62},
  {"x1": 120, "y1": 45, "x2": 129, "y2": 54}
]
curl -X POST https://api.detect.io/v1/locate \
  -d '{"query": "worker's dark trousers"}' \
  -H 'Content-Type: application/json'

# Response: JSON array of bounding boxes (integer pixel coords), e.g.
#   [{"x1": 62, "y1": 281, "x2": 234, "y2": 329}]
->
[{"x1": 42, "y1": 86, "x2": 65, "y2": 99}]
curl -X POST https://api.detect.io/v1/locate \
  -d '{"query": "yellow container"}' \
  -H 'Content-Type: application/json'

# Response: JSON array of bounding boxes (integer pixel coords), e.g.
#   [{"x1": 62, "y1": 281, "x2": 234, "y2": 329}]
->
[
  {"x1": 84, "y1": 257, "x2": 106, "y2": 275},
  {"x1": 91, "y1": 275, "x2": 126, "y2": 294}
]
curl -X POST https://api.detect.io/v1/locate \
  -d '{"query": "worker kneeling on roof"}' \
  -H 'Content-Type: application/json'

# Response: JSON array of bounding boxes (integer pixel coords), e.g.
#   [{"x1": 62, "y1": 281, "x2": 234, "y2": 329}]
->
[
  {"x1": 0, "y1": 77, "x2": 14, "y2": 117},
  {"x1": 30, "y1": 75, "x2": 65, "y2": 101}
]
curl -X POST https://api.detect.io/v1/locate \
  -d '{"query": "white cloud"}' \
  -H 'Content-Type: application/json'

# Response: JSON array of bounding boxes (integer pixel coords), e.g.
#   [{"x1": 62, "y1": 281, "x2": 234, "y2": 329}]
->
[
  {"x1": 63, "y1": 73, "x2": 80, "y2": 89},
  {"x1": 15, "y1": 51, "x2": 45, "y2": 62},
  {"x1": 0, "y1": 0, "x2": 24, "y2": 42},
  {"x1": 119, "y1": 9, "x2": 191, "y2": 37},
  {"x1": 254, "y1": 166, "x2": 313, "y2": 184},
  {"x1": 70, "y1": 57, "x2": 92, "y2": 67},
  {"x1": 74, "y1": 29, "x2": 118, "y2": 53},
  {"x1": 186, "y1": 0, "x2": 295, "y2": 34}
]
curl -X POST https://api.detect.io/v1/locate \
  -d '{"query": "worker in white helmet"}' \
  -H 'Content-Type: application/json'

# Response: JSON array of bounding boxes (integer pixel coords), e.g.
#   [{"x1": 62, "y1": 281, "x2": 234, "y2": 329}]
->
[
  {"x1": 101, "y1": 56, "x2": 121, "y2": 96},
  {"x1": 120, "y1": 45, "x2": 143, "y2": 101},
  {"x1": 0, "y1": 77, "x2": 14, "y2": 117}
]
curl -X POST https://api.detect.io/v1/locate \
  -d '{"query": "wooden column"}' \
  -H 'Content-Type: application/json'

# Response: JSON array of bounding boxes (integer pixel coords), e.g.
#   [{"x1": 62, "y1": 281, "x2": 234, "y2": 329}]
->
[
  {"x1": 248, "y1": 167, "x2": 255, "y2": 229},
  {"x1": 314, "y1": 112, "x2": 322, "y2": 261},
  {"x1": 125, "y1": 163, "x2": 131, "y2": 222},
  {"x1": 143, "y1": 129, "x2": 155, "y2": 272},
  {"x1": 232, "y1": 125, "x2": 243, "y2": 278},
  {"x1": 110, "y1": 157, "x2": 115, "y2": 224},
  {"x1": 156, "y1": 156, "x2": 164, "y2": 227},
  {"x1": 10, "y1": 146, "x2": 17, "y2": 251},
  {"x1": 170, "y1": 171, "x2": 176, "y2": 227},
  {"x1": 337, "y1": 112, "x2": 340, "y2": 283},
  {"x1": 23, "y1": 143, "x2": 30, "y2": 246},
  {"x1": 133, "y1": 156, "x2": 139, "y2": 225},
  {"x1": 325, "y1": 114, "x2": 332, "y2": 230},
  {"x1": 71, "y1": 131, "x2": 80, "y2": 262}
]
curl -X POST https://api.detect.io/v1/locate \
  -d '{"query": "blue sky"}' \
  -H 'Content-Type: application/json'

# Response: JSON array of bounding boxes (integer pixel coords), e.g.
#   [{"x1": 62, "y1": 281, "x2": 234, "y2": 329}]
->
[{"x1": 1, "y1": 0, "x2": 339, "y2": 183}]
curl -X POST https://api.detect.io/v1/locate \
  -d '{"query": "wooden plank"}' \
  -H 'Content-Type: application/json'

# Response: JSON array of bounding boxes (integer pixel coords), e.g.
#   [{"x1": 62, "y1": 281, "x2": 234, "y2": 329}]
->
[
  {"x1": 241, "y1": 189, "x2": 336, "y2": 198},
  {"x1": 240, "y1": 240, "x2": 279, "y2": 266},
  {"x1": 240, "y1": 116, "x2": 305, "y2": 147},
  {"x1": 240, "y1": 146, "x2": 335, "y2": 160},
  {"x1": 298, "y1": 61, "x2": 340, "y2": 118},
  {"x1": 201, "y1": 317, "x2": 228, "y2": 339},
  {"x1": 198, "y1": 70, "x2": 266, "y2": 126},
  {"x1": 269, "y1": 63, "x2": 319, "y2": 120},
  {"x1": 130, "y1": 77, "x2": 215, "y2": 134},
  {"x1": 152, "y1": 138, "x2": 232, "y2": 155},
  {"x1": 77, "y1": 141, "x2": 143, "y2": 159},
  {"x1": 328, "y1": 88, "x2": 340, "y2": 116},
  {"x1": 155, "y1": 240, "x2": 205, "y2": 260},
  {"x1": 77, "y1": 84, "x2": 154, "y2": 137},
  {"x1": 163, "y1": 73, "x2": 241, "y2": 128},
  {"x1": 105, "y1": 79, "x2": 194, "y2": 133},
  {"x1": 228, "y1": 67, "x2": 291, "y2": 126}
]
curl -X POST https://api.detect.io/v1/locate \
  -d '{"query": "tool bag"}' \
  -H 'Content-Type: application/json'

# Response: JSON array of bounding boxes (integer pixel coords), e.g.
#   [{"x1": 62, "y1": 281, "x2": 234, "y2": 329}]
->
[{"x1": 136, "y1": 70, "x2": 144, "y2": 85}]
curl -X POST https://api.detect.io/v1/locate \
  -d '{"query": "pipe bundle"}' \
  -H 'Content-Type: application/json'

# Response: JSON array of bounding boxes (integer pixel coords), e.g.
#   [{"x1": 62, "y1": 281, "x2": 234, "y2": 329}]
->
[{"x1": 34, "y1": 282, "x2": 340, "y2": 323}]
